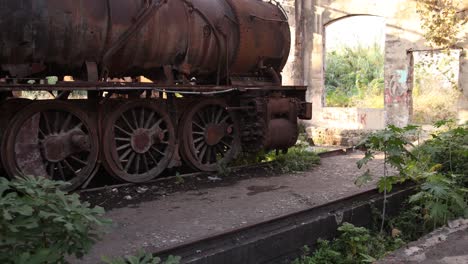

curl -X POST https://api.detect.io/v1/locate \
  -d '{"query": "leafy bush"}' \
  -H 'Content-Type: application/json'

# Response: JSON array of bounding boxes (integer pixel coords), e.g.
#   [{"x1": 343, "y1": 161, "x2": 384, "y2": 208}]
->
[
  {"x1": 292, "y1": 223, "x2": 404, "y2": 264},
  {"x1": 325, "y1": 43, "x2": 384, "y2": 108},
  {"x1": 0, "y1": 176, "x2": 110, "y2": 264},
  {"x1": 413, "y1": 121, "x2": 468, "y2": 177},
  {"x1": 102, "y1": 251, "x2": 180, "y2": 264}
]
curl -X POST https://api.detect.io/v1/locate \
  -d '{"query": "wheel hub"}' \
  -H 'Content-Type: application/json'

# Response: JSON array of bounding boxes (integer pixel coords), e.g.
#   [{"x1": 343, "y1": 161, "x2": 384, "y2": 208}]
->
[
  {"x1": 131, "y1": 128, "x2": 153, "y2": 154},
  {"x1": 42, "y1": 135, "x2": 67, "y2": 162},
  {"x1": 205, "y1": 124, "x2": 227, "y2": 146},
  {"x1": 42, "y1": 130, "x2": 89, "y2": 162}
]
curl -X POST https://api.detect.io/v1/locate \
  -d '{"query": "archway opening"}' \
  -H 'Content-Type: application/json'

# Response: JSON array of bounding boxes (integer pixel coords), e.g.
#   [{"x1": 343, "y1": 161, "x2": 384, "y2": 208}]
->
[{"x1": 324, "y1": 16, "x2": 386, "y2": 109}]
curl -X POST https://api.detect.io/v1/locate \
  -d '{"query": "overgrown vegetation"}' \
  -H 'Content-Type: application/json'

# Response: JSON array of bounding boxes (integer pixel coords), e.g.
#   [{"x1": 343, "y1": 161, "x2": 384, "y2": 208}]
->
[
  {"x1": 293, "y1": 120, "x2": 467, "y2": 263},
  {"x1": 292, "y1": 223, "x2": 404, "y2": 264},
  {"x1": 0, "y1": 176, "x2": 181, "y2": 264},
  {"x1": 413, "y1": 50, "x2": 461, "y2": 124},
  {"x1": 416, "y1": 0, "x2": 466, "y2": 48},
  {"x1": 0, "y1": 176, "x2": 111, "y2": 264},
  {"x1": 227, "y1": 127, "x2": 320, "y2": 175},
  {"x1": 102, "y1": 251, "x2": 180, "y2": 264},
  {"x1": 325, "y1": 43, "x2": 384, "y2": 108}
]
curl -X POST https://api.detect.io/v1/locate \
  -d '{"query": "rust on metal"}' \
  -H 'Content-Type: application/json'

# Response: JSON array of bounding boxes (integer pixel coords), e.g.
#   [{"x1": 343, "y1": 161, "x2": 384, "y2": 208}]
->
[{"x1": 0, "y1": 0, "x2": 311, "y2": 190}]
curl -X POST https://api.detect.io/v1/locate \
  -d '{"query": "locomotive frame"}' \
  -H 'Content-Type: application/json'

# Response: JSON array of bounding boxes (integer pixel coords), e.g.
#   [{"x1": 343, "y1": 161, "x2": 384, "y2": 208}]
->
[{"x1": 0, "y1": 83, "x2": 311, "y2": 190}]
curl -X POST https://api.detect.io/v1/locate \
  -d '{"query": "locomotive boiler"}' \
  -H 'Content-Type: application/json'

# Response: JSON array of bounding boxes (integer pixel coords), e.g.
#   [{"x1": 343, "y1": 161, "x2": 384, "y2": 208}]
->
[{"x1": 0, "y1": 0, "x2": 312, "y2": 190}]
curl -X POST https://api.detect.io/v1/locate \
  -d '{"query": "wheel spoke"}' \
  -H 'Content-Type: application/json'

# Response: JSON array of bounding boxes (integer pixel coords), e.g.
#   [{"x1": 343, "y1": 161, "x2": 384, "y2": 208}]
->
[
  {"x1": 143, "y1": 154, "x2": 150, "y2": 172},
  {"x1": 151, "y1": 145, "x2": 165, "y2": 156},
  {"x1": 61, "y1": 114, "x2": 72, "y2": 132},
  {"x1": 150, "y1": 119, "x2": 163, "y2": 130},
  {"x1": 121, "y1": 114, "x2": 135, "y2": 131},
  {"x1": 47, "y1": 163, "x2": 53, "y2": 179},
  {"x1": 73, "y1": 122, "x2": 83, "y2": 130},
  {"x1": 124, "y1": 152, "x2": 136, "y2": 172},
  {"x1": 63, "y1": 159, "x2": 76, "y2": 174},
  {"x1": 193, "y1": 136, "x2": 204, "y2": 144},
  {"x1": 139, "y1": 108, "x2": 145, "y2": 128},
  {"x1": 70, "y1": 155, "x2": 87, "y2": 166},
  {"x1": 135, "y1": 154, "x2": 141, "y2": 174},
  {"x1": 119, "y1": 148, "x2": 133, "y2": 161},
  {"x1": 206, "y1": 147, "x2": 212, "y2": 164},
  {"x1": 54, "y1": 112, "x2": 60, "y2": 133},
  {"x1": 219, "y1": 115, "x2": 230, "y2": 124},
  {"x1": 195, "y1": 141, "x2": 205, "y2": 152},
  {"x1": 196, "y1": 112, "x2": 207, "y2": 125},
  {"x1": 39, "y1": 128, "x2": 47, "y2": 139},
  {"x1": 198, "y1": 145, "x2": 207, "y2": 161},
  {"x1": 117, "y1": 143, "x2": 130, "y2": 151},
  {"x1": 215, "y1": 108, "x2": 223, "y2": 124},
  {"x1": 193, "y1": 121, "x2": 205, "y2": 131},
  {"x1": 42, "y1": 112, "x2": 53, "y2": 134},
  {"x1": 147, "y1": 149, "x2": 159, "y2": 164},
  {"x1": 115, "y1": 137, "x2": 131, "y2": 142},
  {"x1": 57, "y1": 161, "x2": 66, "y2": 181},
  {"x1": 210, "y1": 107, "x2": 216, "y2": 123},
  {"x1": 131, "y1": 110, "x2": 139, "y2": 128},
  {"x1": 114, "y1": 125, "x2": 132, "y2": 136},
  {"x1": 144, "y1": 112, "x2": 155, "y2": 128}
]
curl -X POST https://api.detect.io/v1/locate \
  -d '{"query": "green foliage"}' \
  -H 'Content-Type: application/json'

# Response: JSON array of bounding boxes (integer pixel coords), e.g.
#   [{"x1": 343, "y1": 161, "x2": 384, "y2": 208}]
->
[
  {"x1": 409, "y1": 173, "x2": 468, "y2": 226},
  {"x1": 270, "y1": 147, "x2": 321, "y2": 173},
  {"x1": 387, "y1": 204, "x2": 430, "y2": 242},
  {"x1": 412, "y1": 50, "x2": 461, "y2": 124},
  {"x1": 292, "y1": 223, "x2": 404, "y2": 264},
  {"x1": 416, "y1": 0, "x2": 466, "y2": 48},
  {"x1": 325, "y1": 43, "x2": 384, "y2": 108},
  {"x1": 0, "y1": 176, "x2": 111, "y2": 264},
  {"x1": 102, "y1": 251, "x2": 181, "y2": 264},
  {"x1": 355, "y1": 125, "x2": 419, "y2": 188},
  {"x1": 296, "y1": 123, "x2": 466, "y2": 264},
  {"x1": 229, "y1": 129, "x2": 319, "y2": 174},
  {"x1": 413, "y1": 121, "x2": 468, "y2": 176}
]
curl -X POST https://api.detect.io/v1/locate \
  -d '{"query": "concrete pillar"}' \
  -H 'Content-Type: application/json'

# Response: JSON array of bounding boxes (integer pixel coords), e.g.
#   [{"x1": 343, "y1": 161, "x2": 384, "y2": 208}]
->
[{"x1": 457, "y1": 49, "x2": 468, "y2": 124}]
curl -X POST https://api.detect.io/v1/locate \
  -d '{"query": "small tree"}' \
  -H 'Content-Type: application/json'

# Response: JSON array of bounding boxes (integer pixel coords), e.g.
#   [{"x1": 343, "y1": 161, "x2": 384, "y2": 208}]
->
[
  {"x1": 416, "y1": 0, "x2": 466, "y2": 48},
  {"x1": 355, "y1": 125, "x2": 419, "y2": 232}
]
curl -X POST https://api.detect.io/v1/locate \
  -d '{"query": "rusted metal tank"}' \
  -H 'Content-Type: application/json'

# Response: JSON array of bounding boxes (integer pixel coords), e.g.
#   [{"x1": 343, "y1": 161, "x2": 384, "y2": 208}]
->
[{"x1": 0, "y1": 0, "x2": 290, "y2": 83}]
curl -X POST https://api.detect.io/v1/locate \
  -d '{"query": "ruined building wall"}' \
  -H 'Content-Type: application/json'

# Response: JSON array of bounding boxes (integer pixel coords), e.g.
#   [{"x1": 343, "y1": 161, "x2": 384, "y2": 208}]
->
[{"x1": 278, "y1": 0, "x2": 468, "y2": 127}]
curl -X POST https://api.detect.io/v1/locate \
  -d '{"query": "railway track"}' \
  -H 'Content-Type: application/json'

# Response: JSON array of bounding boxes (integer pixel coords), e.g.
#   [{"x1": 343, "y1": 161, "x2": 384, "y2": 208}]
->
[{"x1": 153, "y1": 183, "x2": 415, "y2": 264}]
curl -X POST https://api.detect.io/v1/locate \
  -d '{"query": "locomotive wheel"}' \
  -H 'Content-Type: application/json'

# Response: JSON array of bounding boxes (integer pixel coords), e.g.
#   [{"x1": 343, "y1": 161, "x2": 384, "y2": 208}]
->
[
  {"x1": 102, "y1": 100, "x2": 175, "y2": 182},
  {"x1": 1, "y1": 101, "x2": 99, "y2": 191},
  {"x1": 180, "y1": 99, "x2": 240, "y2": 172}
]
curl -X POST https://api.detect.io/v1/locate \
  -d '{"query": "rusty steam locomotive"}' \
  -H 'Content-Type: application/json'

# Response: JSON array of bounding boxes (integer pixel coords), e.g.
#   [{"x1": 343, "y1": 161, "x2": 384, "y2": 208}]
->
[{"x1": 0, "y1": 0, "x2": 311, "y2": 190}]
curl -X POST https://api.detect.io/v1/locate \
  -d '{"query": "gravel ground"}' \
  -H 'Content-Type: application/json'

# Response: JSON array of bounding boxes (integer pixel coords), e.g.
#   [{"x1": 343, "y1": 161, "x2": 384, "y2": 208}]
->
[{"x1": 76, "y1": 150, "x2": 387, "y2": 263}]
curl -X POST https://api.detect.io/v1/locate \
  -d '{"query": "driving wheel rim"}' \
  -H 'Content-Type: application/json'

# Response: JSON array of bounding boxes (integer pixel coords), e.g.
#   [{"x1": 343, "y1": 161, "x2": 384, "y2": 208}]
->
[
  {"x1": 1, "y1": 101, "x2": 99, "y2": 191},
  {"x1": 180, "y1": 99, "x2": 240, "y2": 172},
  {"x1": 102, "y1": 100, "x2": 175, "y2": 182}
]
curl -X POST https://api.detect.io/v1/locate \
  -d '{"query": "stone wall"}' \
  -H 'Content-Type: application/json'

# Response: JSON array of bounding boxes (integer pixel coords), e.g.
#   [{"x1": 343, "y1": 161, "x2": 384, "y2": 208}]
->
[{"x1": 278, "y1": 0, "x2": 468, "y2": 127}]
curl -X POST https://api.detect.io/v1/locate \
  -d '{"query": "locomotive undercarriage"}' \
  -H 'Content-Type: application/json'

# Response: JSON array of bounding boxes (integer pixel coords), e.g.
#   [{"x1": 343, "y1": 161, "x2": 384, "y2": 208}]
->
[{"x1": 0, "y1": 84, "x2": 311, "y2": 191}]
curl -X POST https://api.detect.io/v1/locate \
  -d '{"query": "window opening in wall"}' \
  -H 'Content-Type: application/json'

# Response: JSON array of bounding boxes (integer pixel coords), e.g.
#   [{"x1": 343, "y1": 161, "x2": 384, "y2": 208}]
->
[
  {"x1": 324, "y1": 16, "x2": 385, "y2": 108},
  {"x1": 411, "y1": 50, "x2": 461, "y2": 124}
]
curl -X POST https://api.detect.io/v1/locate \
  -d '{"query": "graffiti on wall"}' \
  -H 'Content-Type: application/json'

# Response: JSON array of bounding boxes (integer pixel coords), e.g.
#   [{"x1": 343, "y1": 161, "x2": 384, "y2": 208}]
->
[{"x1": 385, "y1": 69, "x2": 409, "y2": 104}]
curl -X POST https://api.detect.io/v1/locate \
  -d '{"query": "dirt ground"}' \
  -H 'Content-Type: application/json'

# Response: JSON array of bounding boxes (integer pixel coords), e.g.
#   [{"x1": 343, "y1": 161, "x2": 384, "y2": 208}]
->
[
  {"x1": 379, "y1": 219, "x2": 468, "y2": 264},
  {"x1": 76, "y1": 150, "x2": 387, "y2": 263}
]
